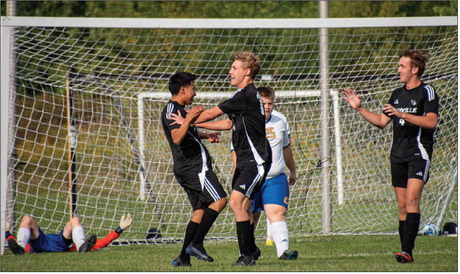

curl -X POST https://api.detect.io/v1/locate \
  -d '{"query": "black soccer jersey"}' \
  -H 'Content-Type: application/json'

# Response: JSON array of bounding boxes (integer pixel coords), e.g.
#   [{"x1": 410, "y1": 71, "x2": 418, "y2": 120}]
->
[
  {"x1": 386, "y1": 83, "x2": 439, "y2": 163},
  {"x1": 161, "y1": 100, "x2": 212, "y2": 176},
  {"x1": 218, "y1": 83, "x2": 272, "y2": 166}
]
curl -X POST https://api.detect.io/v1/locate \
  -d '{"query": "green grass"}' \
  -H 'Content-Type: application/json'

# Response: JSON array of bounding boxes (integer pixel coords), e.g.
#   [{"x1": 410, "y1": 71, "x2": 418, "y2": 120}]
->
[{"x1": 1, "y1": 235, "x2": 457, "y2": 272}]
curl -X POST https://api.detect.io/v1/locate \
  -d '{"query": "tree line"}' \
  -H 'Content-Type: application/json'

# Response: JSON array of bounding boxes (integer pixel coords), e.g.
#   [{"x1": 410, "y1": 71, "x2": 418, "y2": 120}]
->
[{"x1": 1, "y1": 1, "x2": 457, "y2": 18}]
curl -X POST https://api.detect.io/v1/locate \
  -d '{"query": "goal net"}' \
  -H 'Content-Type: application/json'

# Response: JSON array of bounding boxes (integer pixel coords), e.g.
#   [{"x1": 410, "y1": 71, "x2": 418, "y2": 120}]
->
[{"x1": 1, "y1": 17, "x2": 457, "y2": 244}]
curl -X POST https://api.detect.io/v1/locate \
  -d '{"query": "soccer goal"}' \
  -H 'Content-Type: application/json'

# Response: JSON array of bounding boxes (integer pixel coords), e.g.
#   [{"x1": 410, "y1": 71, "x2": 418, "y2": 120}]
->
[{"x1": 1, "y1": 16, "x2": 457, "y2": 251}]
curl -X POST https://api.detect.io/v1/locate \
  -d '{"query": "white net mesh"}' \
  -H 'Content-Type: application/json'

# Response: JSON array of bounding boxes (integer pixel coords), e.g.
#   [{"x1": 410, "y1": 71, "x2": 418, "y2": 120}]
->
[{"x1": 5, "y1": 19, "x2": 457, "y2": 243}]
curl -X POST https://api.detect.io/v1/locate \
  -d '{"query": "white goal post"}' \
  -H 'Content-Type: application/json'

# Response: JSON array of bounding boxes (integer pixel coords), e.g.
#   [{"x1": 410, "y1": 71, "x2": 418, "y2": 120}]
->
[
  {"x1": 137, "y1": 90, "x2": 343, "y2": 203},
  {"x1": 1, "y1": 16, "x2": 457, "y2": 254}
]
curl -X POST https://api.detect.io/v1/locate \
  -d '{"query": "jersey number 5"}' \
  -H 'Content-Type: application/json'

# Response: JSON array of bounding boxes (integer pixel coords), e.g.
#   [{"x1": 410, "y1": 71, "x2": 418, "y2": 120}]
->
[{"x1": 266, "y1": 127, "x2": 276, "y2": 139}]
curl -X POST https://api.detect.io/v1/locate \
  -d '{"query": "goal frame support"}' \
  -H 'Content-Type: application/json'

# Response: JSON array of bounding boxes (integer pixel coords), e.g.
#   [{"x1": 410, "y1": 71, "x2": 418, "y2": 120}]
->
[
  {"x1": 0, "y1": 24, "x2": 12, "y2": 257},
  {"x1": 137, "y1": 90, "x2": 344, "y2": 206},
  {"x1": 0, "y1": 15, "x2": 456, "y2": 254}
]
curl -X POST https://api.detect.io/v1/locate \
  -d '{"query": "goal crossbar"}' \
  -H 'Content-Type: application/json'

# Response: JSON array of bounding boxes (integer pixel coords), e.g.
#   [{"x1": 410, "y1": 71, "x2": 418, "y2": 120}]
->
[{"x1": 1, "y1": 16, "x2": 457, "y2": 29}]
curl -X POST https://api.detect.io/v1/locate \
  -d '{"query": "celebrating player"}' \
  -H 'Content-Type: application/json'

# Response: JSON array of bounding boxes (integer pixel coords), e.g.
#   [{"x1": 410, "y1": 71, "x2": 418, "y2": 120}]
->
[
  {"x1": 6, "y1": 213, "x2": 133, "y2": 254},
  {"x1": 161, "y1": 72, "x2": 227, "y2": 267},
  {"x1": 342, "y1": 50, "x2": 439, "y2": 263},
  {"x1": 232, "y1": 86, "x2": 298, "y2": 260},
  {"x1": 174, "y1": 51, "x2": 272, "y2": 266}
]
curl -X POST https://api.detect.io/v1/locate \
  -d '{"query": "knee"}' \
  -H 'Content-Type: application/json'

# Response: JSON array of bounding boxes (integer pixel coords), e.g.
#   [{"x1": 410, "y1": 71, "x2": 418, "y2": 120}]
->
[
  {"x1": 210, "y1": 198, "x2": 227, "y2": 213},
  {"x1": 229, "y1": 198, "x2": 242, "y2": 213},
  {"x1": 216, "y1": 198, "x2": 227, "y2": 211},
  {"x1": 20, "y1": 215, "x2": 34, "y2": 227},
  {"x1": 266, "y1": 208, "x2": 287, "y2": 222},
  {"x1": 70, "y1": 217, "x2": 82, "y2": 228},
  {"x1": 406, "y1": 196, "x2": 420, "y2": 208},
  {"x1": 397, "y1": 202, "x2": 406, "y2": 213}
]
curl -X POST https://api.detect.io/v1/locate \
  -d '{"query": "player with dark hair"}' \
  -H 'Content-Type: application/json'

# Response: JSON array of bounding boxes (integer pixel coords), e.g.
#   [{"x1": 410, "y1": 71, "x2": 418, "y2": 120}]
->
[
  {"x1": 232, "y1": 86, "x2": 298, "y2": 260},
  {"x1": 6, "y1": 215, "x2": 97, "y2": 254},
  {"x1": 161, "y1": 71, "x2": 227, "y2": 267},
  {"x1": 171, "y1": 52, "x2": 272, "y2": 266},
  {"x1": 342, "y1": 50, "x2": 439, "y2": 263},
  {"x1": 6, "y1": 214, "x2": 133, "y2": 254}
]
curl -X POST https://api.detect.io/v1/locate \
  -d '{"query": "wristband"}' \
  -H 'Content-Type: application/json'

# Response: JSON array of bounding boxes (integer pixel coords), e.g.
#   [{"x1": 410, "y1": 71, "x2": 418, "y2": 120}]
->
[{"x1": 115, "y1": 226, "x2": 124, "y2": 234}]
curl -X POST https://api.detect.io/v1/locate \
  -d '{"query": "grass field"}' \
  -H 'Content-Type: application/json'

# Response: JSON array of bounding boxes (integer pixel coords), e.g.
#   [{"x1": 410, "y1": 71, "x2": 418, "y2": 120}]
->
[{"x1": 1, "y1": 235, "x2": 457, "y2": 272}]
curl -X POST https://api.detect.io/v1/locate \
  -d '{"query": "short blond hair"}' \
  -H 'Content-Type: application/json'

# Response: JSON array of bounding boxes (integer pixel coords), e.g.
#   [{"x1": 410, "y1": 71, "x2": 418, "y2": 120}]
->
[{"x1": 231, "y1": 51, "x2": 261, "y2": 79}]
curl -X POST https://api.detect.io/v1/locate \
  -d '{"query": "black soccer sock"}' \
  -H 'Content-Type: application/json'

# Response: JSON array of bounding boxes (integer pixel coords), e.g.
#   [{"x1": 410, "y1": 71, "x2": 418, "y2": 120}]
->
[
  {"x1": 193, "y1": 208, "x2": 219, "y2": 246},
  {"x1": 402, "y1": 213, "x2": 420, "y2": 256},
  {"x1": 249, "y1": 222, "x2": 257, "y2": 253},
  {"x1": 181, "y1": 221, "x2": 200, "y2": 258},
  {"x1": 398, "y1": 220, "x2": 405, "y2": 249},
  {"x1": 236, "y1": 220, "x2": 252, "y2": 256}
]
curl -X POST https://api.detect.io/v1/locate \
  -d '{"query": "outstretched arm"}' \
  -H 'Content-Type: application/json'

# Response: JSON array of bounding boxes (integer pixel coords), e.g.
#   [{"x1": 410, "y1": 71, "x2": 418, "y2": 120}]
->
[
  {"x1": 194, "y1": 106, "x2": 225, "y2": 124},
  {"x1": 91, "y1": 213, "x2": 133, "y2": 251},
  {"x1": 170, "y1": 107, "x2": 232, "y2": 130},
  {"x1": 170, "y1": 111, "x2": 233, "y2": 131},
  {"x1": 342, "y1": 89, "x2": 391, "y2": 129},
  {"x1": 196, "y1": 119, "x2": 233, "y2": 130}
]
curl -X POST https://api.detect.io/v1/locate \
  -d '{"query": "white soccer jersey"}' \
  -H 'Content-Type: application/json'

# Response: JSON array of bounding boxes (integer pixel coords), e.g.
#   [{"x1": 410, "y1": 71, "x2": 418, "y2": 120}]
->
[{"x1": 265, "y1": 110, "x2": 290, "y2": 179}]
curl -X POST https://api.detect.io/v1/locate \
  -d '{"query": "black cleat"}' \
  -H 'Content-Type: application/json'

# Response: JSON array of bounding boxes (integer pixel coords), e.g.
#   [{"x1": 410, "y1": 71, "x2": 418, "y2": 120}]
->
[
  {"x1": 395, "y1": 251, "x2": 414, "y2": 263},
  {"x1": 234, "y1": 255, "x2": 256, "y2": 266},
  {"x1": 78, "y1": 234, "x2": 97, "y2": 252},
  {"x1": 172, "y1": 256, "x2": 191, "y2": 267},
  {"x1": 279, "y1": 250, "x2": 298, "y2": 260},
  {"x1": 252, "y1": 246, "x2": 261, "y2": 260},
  {"x1": 186, "y1": 243, "x2": 214, "y2": 262},
  {"x1": 7, "y1": 238, "x2": 25, "y2": 255}
]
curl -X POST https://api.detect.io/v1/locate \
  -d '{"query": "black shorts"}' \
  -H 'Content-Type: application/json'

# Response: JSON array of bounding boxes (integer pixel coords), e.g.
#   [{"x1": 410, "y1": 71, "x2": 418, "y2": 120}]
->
[
  {"x1": 232, "y1": 161, "x2": 270, "y2": 199},
  {"x1": 391, "y1": 158, "x2": 431, "y2": 188},
  {"x1": 175, "y1": 169, "x2": 227, "y2": 210}
]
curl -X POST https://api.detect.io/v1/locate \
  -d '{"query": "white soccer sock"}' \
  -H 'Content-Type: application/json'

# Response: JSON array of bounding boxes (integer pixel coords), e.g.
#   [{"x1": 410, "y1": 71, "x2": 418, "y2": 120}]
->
[
  {"x1": 17, "y1": 227, "x2": 31, "y2": 249},
  {"x1": 270, "y1": 221, "x2": 289, "y2": 258},
  {"x1": 266, "y1": 218, "x2": 273, "y2": 241},
  {"x1": 72, "y1": 225, "x2": 86, "y2": 250}
]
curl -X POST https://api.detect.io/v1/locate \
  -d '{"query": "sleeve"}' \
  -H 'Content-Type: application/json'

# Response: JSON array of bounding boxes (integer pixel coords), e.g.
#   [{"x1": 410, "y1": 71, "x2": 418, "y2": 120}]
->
[
  {"x1": 91, "y1": 230, "x2": 120, "y2": 251},
  {"x1": 163, "y1": 104, "x2": 182, "y2": 132},
  {"x1": 424, "y1": 85, "x2": 440, "y2": 115},
  {"x1": 218, "y1": 90, "x2": 245, "y2": 114},
  {"x1": 282, "y1": 119, "x2": 291, "y2": 148}
]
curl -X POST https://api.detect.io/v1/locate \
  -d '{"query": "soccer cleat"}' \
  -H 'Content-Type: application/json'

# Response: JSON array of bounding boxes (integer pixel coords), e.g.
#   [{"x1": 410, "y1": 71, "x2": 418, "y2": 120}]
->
[
  {"x1": 395, "y1": 251, "x2": 414, "y2": 263},
  {"x1": 186, "y1": 243, "x2": 214, "y2": 262},
  {"x1": 172, "y1": 256, "x2": 191, "y2": 267},
  {"x1": 78, "y1": 234, "x2": 97, "y2": 252},
  {"x1": 265, "y1": 239, "x2": 274, "y2": 246},
  {"x1": 252, "y1": 246, "x2": 261, "y2": 260},
  {"x1": 279, "y1": 250, "x2": 299, "y2": 260},
  {"x1": 7, "y1": 238, "x2": 25, "y2": 255},
  {"x1": 234, "y1": 255, "x2": 256, "y2": 266}
]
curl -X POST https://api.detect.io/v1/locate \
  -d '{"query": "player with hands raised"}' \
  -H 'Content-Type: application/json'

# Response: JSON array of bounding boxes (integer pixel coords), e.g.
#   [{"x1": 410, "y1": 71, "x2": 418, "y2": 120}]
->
[{"x1": 342, "y1": 50, "x2": 439, "y2": 264}]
